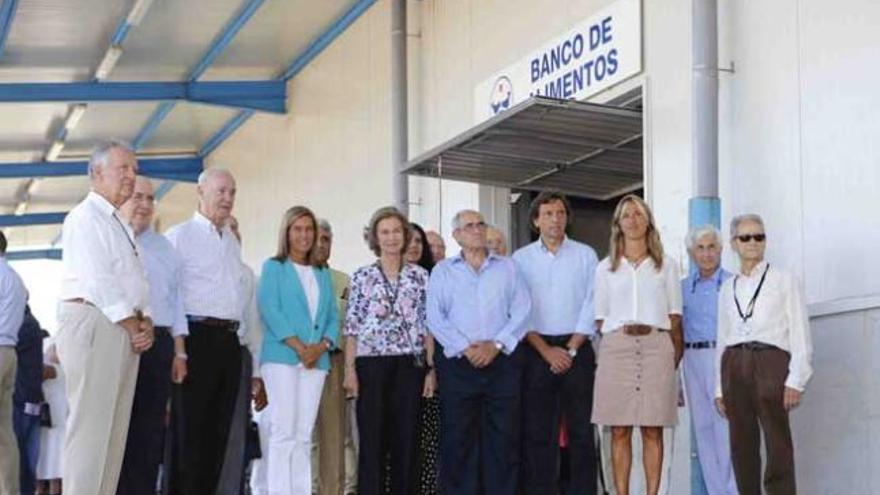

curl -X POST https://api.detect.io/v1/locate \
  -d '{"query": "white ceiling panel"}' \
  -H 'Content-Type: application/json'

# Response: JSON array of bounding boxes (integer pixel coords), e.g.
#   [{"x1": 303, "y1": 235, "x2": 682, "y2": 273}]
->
[{"x1": 138, "y1": 102, "x2": 239, "y2": 153}]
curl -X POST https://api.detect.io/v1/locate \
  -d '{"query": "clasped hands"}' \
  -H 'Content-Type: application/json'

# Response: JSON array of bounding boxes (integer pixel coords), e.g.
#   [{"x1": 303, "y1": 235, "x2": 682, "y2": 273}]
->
[
  {"x1": 120, "y1": 314, "x2": 154, "y2": 354},
  {"x1": 463, "y1": 341, "x2": 501, "y2": 368},
  {"x1": 295, "y1": 341, "x2": 328, "y2": 369}
]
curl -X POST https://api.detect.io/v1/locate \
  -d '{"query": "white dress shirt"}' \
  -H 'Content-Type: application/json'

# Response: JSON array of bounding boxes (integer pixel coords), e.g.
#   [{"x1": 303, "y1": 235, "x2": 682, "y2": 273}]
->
[
  {"x1": 238, "y1": 265, "x2": 263, "y2": 378},
  {"x1": 715, "y1": 261, "x2": 813, "y2": 395},
  {"x1": 165, "y1": 212, "x2": 245, "y2": 321},
  {"x1": 137, "y1": 228, "x2": 188, "y2": 337},
  {"x1": 59, "y1": 192, "x2": 151, "y2": 323},
  {"x1": 594, "y1": 255, "x2": 682, "y2": 334},
  {"x1": 0, "y1": 257, "x2": 27, "y2": 346}
]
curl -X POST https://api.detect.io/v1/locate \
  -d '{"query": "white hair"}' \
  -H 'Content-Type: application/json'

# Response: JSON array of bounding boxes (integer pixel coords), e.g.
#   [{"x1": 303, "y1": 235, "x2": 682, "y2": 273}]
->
[
  {"x1": 686, "y1": 224, "x2": 722, "y2": 250},
  {"x1": 88, "y1": 139, "x2": 134, "y2": 179},
  {"x1": 451, "y1": 209, "x2": 482, "y2": 230},
  {"x1": 729, "y1": 213, "x2": 765, "y2": 238},
  {"x1": 318, "y1": 218, "x2": 333, "y2": 237},
  {"x1": 197, "y1": 168, "x2": 234, "y2": 187}
]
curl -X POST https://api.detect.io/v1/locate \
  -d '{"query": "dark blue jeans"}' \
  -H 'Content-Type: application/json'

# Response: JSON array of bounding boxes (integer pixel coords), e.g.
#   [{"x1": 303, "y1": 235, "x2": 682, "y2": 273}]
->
[
  {"x1": 13, "y1": 406, "x2": 41, "y2": 495},
  {"x1": 436, "y1": 345, "x2": 523, "y2": 495}
]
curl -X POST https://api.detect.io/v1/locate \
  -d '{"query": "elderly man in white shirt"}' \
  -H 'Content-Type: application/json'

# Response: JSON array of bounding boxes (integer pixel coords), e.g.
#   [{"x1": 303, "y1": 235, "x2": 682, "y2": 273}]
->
[
  {"x1": 715, "y1": 214, "x2": 812, "y2": 495},
  {"x1": 0, "y1": 230, "x2": 27, "y2": 494},
  {"x1": 57, "y1": 140, "x2": 154, "y2": 495},
  {"x1": 165, "y1": 168, "x2": 259, "y2": 495},
  {"x1": 116, "y1": 176, "x2": 189, "y2": 495}
]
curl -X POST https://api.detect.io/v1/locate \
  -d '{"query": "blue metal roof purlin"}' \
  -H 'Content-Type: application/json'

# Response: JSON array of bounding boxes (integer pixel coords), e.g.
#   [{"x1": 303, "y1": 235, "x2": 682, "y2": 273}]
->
[{"x1": 0, "y1": 0, "x2": 18, "y2": 55}]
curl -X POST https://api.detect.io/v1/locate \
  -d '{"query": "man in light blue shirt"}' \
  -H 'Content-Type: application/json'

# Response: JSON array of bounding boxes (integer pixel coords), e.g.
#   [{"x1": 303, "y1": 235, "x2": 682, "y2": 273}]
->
[
  {"x1": 117, "y1": 176, "x2": 189, "y2": 495},
  {"x1": 427, "y1": 209, "x2": 531, "y2": 495},
  {"x1": 513, "y1": 191, "x2": 599, "y2": 495},
  {"x1": 0, "y1": 230, "x2": 27, "y2": 494},
  {"x1": 681, "y1": 225, "x2": 736, "y2": 495}
]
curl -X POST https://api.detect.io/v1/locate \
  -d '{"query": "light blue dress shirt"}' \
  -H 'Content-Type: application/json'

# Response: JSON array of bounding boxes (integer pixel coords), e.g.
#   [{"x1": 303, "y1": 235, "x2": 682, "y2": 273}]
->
[
  {"x1": 681, "y1": 267, "x2": 731, "y2": 343},
  {"x1": 137, "y1": 228, "x2": 188, "y2": 337},
  {"x1": 512, "y1": 237, "x2": 599, "y2": 336},
  {"x1": 426, "y1": 251, "x2": 531, "y2": 358},
  {"x1": 0, "y1": 257, "x2": 27, "y2": 346}
]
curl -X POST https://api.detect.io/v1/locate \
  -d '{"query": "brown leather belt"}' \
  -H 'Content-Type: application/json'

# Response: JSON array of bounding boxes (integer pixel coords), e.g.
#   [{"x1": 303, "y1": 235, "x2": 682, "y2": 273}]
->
[
  {"x1": 64, "y1": 298, "x2": 96, "y2": 307},
  {"x1": 622, "y1": 324, "x2": 653, "y2": 336}
]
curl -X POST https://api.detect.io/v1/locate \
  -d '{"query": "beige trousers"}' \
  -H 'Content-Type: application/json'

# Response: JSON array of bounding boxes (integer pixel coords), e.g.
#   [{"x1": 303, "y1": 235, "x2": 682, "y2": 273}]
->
[
  {"x1": 0, "y1": 346, "x2": 19, "y2": 494},
  {"x1": 56, "y1": 302, "x2": 139, "y2": 495},
  {"x1": 312, "y1": 352, "x2": 358, "y2": 494}
]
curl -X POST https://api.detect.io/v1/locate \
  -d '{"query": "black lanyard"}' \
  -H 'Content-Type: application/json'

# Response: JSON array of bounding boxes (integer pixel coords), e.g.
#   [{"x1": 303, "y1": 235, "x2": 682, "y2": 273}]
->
[
  {"x1": 111, "y1": 213, "x2": 139, "y2": 258},
  {"x1": 733, "y1": 264, "x2": 770, "y2": 323},
  {"x1": 375, "y1": 262, "x2": 401, "y2": 315}
]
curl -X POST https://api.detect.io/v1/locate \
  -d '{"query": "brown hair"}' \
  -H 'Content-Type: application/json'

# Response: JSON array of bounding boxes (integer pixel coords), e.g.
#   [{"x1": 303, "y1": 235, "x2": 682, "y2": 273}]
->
[
  {"x1": 366, "y1": 206, "x2": 411, "y2": 257},
  {"x1": 272, "y1": 206, "x2": 320, "y2": 265},
  {"x1": 529, "y1": 190, "x2": 573, "y2": 232},
  {"x1": 608, "y1": 194, "x2": 664, "y2": 271}
]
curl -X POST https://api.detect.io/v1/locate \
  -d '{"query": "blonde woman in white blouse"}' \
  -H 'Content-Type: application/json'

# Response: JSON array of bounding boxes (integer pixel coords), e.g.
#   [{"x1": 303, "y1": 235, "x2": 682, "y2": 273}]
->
[{"x1": 591, "y1": 195, "x2": 683, "y2": 495}]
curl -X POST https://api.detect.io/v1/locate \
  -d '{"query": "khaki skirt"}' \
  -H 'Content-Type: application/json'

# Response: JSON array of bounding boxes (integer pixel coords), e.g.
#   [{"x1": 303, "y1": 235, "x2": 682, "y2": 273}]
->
[{"x1": 591, "y1": 328, "x2": 678, "y2": 427}]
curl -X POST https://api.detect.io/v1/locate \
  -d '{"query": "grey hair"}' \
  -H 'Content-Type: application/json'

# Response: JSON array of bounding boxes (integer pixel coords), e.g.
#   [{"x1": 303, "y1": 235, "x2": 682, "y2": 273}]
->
[
  {"x1": 729, "y1": 214, "x2": 765, "y2": 238},
  {"x1": 318, "y1": 218, "x2": 333, "y2": 237},
  {"x1": 451, "y1": 209, "x2": 482, "y2": 230},
  {"x1": 88, "y1": 139, "x2": 134, "y2": 179},
  {"x1": 197, "y1": 168, "x2": 234, "y2": 187},
  {"x1": 686, "y1": 224, "x2": 722, "y2": 250}
]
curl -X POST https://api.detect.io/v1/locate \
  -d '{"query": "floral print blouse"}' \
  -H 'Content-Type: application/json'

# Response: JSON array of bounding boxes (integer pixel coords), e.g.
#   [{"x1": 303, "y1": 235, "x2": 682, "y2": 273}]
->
[{"x1": 344, "y1": 262, "x2": 429, "y2": 357}]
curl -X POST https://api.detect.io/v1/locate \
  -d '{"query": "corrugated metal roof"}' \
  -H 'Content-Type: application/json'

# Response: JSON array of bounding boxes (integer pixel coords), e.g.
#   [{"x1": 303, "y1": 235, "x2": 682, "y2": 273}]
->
[
  {"x1": 0, "y1": 0, "x2": 366, "y2": 248},
  {"x1": 404, "y1": 97, "x2": 643, "y2": 200}
]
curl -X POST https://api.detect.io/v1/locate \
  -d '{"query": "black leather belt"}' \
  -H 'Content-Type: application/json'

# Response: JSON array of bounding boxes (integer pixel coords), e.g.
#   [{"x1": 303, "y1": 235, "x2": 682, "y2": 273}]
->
[
  {"x1": 541, "y1": 334, "x2": 573, "y2": 346},
  {"x1": 729, "y1": 341, "x2": 778, "y2": 351},
  {"x1": 186, "y1": 316, "x2": 240, "y2": 332},
  {"x1": 685, "y1": 340, "x2": 716, "y2": 349}
]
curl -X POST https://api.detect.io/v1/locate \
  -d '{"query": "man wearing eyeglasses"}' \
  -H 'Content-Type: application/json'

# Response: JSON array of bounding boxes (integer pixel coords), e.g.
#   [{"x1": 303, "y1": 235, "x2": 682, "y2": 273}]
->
[
  {"x1": 714, "y1": 214, "x2": 813, "y2": 495},
  {"x1": 116, "y1": 176, "x2": 189, "y2": 495},
  {"x1": 681, "y1": 225, "x2": 736, "y2": 495},
  {"x1": 426, "y1": 209, "x2": 531, "y2": 495}
]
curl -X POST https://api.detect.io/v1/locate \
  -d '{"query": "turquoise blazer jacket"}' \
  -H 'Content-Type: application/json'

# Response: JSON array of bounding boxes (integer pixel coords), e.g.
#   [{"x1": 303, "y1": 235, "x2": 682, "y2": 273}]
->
[{"x1": 257, "y1": 258, "x2": 339, "y2": 371}]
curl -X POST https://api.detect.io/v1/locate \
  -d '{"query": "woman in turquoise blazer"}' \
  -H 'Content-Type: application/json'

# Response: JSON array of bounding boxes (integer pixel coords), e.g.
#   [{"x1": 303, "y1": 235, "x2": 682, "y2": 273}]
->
[{"x1": 257, "y1": 206, "x2": 338, "y2": 495}]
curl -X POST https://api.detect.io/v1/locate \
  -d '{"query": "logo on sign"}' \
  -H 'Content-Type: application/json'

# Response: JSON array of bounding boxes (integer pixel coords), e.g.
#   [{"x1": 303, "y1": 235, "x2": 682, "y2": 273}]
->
[{"x1": 489, "y1": 76, "x2": 513, "y2": 115}]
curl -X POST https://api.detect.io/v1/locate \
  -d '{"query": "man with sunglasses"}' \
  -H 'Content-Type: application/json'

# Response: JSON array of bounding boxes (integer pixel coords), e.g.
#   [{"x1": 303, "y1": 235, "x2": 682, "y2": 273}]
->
[{"x1": 714, "y1": 214, "x2": 813, "y2": 495}]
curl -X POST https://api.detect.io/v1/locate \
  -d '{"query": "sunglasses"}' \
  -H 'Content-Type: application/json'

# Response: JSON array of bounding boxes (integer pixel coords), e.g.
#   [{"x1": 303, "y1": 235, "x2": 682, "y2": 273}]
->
[{"x1": 736, "y1": 233, "x2": 766, "y2": 243}]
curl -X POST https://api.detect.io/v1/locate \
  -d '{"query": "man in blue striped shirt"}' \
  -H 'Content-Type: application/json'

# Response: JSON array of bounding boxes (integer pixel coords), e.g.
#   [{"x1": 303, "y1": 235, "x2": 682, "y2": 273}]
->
[
  {"x1": 427, "y1": 209, "x2": 531, "y2": 495},
  {"x1": 513, "y1": 191, "x2": 600, "y2": 495}
]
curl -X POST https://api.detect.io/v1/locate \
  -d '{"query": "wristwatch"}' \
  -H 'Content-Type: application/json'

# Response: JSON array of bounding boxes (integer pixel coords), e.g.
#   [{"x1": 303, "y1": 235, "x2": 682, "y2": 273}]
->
[
  {"x1": 494, "y1": 341, "x2": 504, "y2": 352},
  {"x1": 567, "y1": 347, "x2": 577, "y2": 358}
]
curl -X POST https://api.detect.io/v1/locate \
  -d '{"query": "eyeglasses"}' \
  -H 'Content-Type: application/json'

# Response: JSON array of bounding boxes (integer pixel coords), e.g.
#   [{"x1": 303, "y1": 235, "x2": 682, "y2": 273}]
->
[{"x1": 736, "y1": 233, "x2": 766, "y2": 243}]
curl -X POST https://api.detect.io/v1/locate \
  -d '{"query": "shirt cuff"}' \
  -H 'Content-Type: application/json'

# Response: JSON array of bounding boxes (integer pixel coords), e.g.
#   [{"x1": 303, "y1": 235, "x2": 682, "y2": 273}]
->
[
  {"x1": 497, "y1": 334, "x2": 520, "y2": 355},
  {"x1": 104, "y1": 303, "x2": 136, "y2": 324},
  {"x1": 784, "y1": 374, "x2": 806, "y2": 392}
]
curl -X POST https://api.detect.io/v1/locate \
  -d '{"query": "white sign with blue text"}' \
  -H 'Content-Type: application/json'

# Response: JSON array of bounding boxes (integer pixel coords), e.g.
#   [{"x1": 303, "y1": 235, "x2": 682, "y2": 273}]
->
[{"x1": 474, "y1": 0, "x2": 641, "y2": 123}]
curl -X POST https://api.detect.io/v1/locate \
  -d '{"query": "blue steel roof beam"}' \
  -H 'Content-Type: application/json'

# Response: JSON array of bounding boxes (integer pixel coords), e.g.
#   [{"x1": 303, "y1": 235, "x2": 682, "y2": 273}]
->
[
  {"x1": 5, "y1": 249, "x2": 63, "y2": 261},
  {"x1": 131, "y1": 0, "x2": 267, "y2": 154},
  {"x1": 0, "y1": 0, "x2": 19, "y2": 56},
  {"x1": 0, "y1": 80, "x2": 287, "y2": 113},
  {"x1": 0, "y1": 156, "x2": 203, "y2": 182},
  {"x1": 0, "y1": 212, "x2": 66, "y2": 227}
]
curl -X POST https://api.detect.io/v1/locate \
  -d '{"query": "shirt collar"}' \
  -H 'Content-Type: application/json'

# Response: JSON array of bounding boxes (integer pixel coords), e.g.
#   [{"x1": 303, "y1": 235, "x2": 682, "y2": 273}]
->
[
  {"x1": 192, "y1": 211, "x2": 226, "y2": 235},
  {"x1": 451, "y1": 250, "x2": 501, "y2": 265},
  {"x1": 538, "y1": 236, "x2": 568, "y2": 255},
  {"x1": 86, "y1": 191, "x2": 119, "y2": 217},
  {"x1": 740, "y1": 260, "x2": 769, "y2": 277},
  {"x1": 690, "y1": 266, "x2": 725, "y2": 292}
]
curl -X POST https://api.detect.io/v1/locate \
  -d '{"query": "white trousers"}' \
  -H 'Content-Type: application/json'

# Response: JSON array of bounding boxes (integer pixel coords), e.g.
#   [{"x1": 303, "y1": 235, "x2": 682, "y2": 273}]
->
[
  {"x1": 56, "y1": 302, "x2": 139, "y2": 495},
  {"x1": 262, "y1": 363, "x2": 326, "y2": 495},
  {"x1": 683, "y1": 348, "x2": 738, "y2": 495}
]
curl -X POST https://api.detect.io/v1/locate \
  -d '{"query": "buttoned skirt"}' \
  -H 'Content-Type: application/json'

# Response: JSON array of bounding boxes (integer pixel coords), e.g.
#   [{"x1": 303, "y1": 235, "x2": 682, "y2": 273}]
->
[{"x1": 592, "y1": 328, "x2": 678, "y2": 427}]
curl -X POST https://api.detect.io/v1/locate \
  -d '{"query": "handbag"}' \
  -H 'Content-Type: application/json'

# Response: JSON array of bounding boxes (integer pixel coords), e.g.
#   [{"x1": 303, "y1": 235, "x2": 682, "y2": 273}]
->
[{"x1": 39, "y1": 402, "x2": 52, "y2": 428}]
